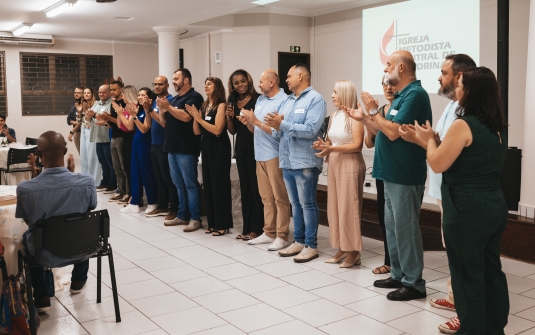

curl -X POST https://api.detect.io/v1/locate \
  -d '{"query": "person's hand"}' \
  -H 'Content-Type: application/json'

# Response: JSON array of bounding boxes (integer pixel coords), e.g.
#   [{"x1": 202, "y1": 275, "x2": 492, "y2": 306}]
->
[
  {"x1": 82, "y1": 101, "x2": 89, "y2": 111},
  {"x1": 27, "y1": 153, "x2": 39, "y2": 177},
  {"x1": 241, "y1": 109, "x2": 257, "y2": 124},
  {"x1": 66, "y1": 154, "x2": 75, "y2": 172},
  {"x1": 185, "y1": 104, "x2": 202, "y2": 122},
  {"x1": 434, "y1": 132, "x2": 442, "y2": 146},
  {"x1": 1, "y1": 128, "x2": 9, "y2": 136},
  {"x1": 75, "y1": 102, "x2": 83, "y2": 112},
  {"x1": 156, "y1": 97, "x2": 170, "y2": 111},
  {"x1": 68, "y1": 133, "x2": 73, "y2": 142},
  {"x1": 101, "y1": 112, "x2": 111, "y2": 121},
  {"x1": 264, "y1": 111, "x2": 283, "y2": 131},
  {"x1": 312, "y1": 137, "x2": 331, "y2": 157},
  {"x1": 141, "y1": 96, "x2": 152, "y2": 111},
  {"x1": 86, "y1": 109, "x2": 95, "y2": 119},
  {"x1": 126, "y1": 102, "x2": 139, "y2": 116},
  {"x1": 399, "y1": 124, "x2": 419, "y2": 144},
  {"x1": 360, "y1": 92, "x2": 379, "y2": 112},
  {"x1": 415, "y1": 120, "x2": 434, "y2": 142},
  {"x1": 344, "y1": 102, "x2": 367, "y2": 122},
  {"x1": 225, "y1": 103, "x2": 234, "y2": 121},
  {"x1": 236, "y1": 115, "x2": 248, "y2": 125},
  {"x1": 112, "y1": 101, "x2": 123, "y2": 115}
]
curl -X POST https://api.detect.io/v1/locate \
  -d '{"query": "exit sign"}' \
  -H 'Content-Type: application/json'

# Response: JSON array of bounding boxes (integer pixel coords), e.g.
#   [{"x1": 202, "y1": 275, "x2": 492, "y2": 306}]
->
[{"x1": 290, "y1": 46, "x2": 301, "y2": 52}]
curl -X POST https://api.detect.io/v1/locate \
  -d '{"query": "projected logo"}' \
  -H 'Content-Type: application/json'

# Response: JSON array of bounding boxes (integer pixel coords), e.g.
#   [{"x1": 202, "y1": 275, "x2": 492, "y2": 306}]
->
[{"x1": 379, "y1": 21, "x2": 410, "y2": 66}]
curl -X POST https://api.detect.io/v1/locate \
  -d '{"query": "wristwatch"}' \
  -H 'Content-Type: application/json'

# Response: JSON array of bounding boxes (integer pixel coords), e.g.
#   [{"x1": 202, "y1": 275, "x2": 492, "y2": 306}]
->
[
  {"x1": 369, "y1": 109, "x2": 378, "y2": 117},
  {"x1": 69, "y1": 131, "x2": 74, "y2": 134},
  {"x1": 133, "y1": 116, "x2": 137, "y2": 120}
]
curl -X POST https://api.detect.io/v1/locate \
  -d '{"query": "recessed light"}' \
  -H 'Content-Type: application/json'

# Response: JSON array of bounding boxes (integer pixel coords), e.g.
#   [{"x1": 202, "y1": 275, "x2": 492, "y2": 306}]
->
[
  {"x1": 44, "y1": 0, "x2": 77, "y2": 18},
  {"x1": 114, "y1": 17, "x2": 134, "y2": 21},
  {"x1": 252, "y1": 0, "x2": 279, "y2": 4},
  {"x1": 11, "y1": 23, "x2": 33, "y2": 36}
]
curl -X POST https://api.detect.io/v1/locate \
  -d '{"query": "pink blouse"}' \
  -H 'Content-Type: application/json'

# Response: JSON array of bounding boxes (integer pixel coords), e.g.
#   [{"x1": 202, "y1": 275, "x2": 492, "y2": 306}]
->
[{"x1": 119, "y1": 111, "x2": 133, "y2": 132}]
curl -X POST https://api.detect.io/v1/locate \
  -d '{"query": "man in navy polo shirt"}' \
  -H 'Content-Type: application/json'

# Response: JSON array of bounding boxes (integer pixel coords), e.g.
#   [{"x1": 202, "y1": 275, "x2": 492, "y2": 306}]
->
[{"x1": 157, "y1": 68, "x2": 204, "y2": 232}]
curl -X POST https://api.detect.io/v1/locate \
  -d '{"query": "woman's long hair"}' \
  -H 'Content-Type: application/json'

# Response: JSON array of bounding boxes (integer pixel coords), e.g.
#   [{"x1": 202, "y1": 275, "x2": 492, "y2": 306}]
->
[
  {"x1": 227, "y1": 69, "x2": 259, "y2": 100},
  {"x1": 456, "y1": 67, "x2": 506, "y2": 132},
  {"x1": 332, "y1": 79, "x2": 358, "y2": 133},
  {"x1": 122, "y1": 85, "x2": 138, "y2": 104},
  {"x1": 138, "y1": 87, "x2": 156, "y2": 112},
  {"x1": 202, "y1": 77, "x2": 226, "y2": 115},
  {"x1": 83, "y1": 87, "x2": 96, "y2": 107}
]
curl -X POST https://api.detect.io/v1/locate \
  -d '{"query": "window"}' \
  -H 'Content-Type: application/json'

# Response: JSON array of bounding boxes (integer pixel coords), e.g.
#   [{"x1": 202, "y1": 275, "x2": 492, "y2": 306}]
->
[
  {"x1": 20, "y1": 53, "x2": 113, "y2": 116},
  {"x1": 0, "y1": 52, "x2": 6, "y2": 114}
]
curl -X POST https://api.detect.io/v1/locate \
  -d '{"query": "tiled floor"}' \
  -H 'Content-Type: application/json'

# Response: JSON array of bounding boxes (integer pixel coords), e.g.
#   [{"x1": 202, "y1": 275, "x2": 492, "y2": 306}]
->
[{"x1": 38, "y1": 191, "x2": 535, "y2": 335}]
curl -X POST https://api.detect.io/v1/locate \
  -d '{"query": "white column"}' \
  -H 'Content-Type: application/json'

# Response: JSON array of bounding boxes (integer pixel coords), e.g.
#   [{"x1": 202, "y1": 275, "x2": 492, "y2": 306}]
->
[
  {"x1": 153, "y1": 26, "x2": 181, "y2": 78},
  {"x1": 519, "y1": 0, "x2": 535, "y2": 218}
]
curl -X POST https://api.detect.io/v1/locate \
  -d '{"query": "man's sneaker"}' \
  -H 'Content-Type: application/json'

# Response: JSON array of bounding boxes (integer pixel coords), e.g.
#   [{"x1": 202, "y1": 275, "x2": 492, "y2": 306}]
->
[
  {"x1": 96, "y1": 186, "x2": 107, "y2": 192},
  {"x1": 278, "y1": 241, "x2": 304, "y2": 257},
  {"x1": 70, "y1": 280, "x2": 87, "y2": 294},
  {"x1": 117, "y1": 194, "x2": 130, "y2": 204},
  {"x1": 164, "y1": 211, "x2": 177, "y2": 221},
  {"x1": 34, "y1": 296, "x2": 51, "y2": 312},
  {"x1": 268, "y1": 237, "x2": 291, "y2": 251},
  {"x1": 120, "y1": 204, "x2": 140, "y2": 213},
  {"x1": 431, "y1": 298, "x2": 456, "y2": 312},
  {"x1": 109, "y1": 193, "x2": 124, "y2": 202},
  {"x1": 248, "y1": 233, "x2": 275, "y2": 245},
  {"x1": 438, "y1": 316, "x2": 460, "y2": 334},
  {"x1": 103, "y1": 187, "x2": 116, "y2": 194},
  {"x1": 144, "y1": 204, "x2": 158, "y2": 214},
  {"x1": 164, "y1": 217, "x2": 189, "y2": 226},
  {"x1": 293, "y1": 246, "x2": 319, "y2": 263},
  {"x1": 146, "y1": 208, "x2": 170, "y2": 218},
  {"x1": 183, "y1": 219, "x2": 202, "y2": 232}
]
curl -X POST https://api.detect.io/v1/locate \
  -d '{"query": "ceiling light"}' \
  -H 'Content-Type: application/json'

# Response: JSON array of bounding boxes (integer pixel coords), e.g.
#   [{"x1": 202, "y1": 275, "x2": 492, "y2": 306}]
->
[
  {"x1": 44, "y1": 0, "x2": 77, "y2": 18},
  {"x1": 11, "y1": 23, "x2": 33, "y2": 36},
  {"x1": 252, "y1": 0, "x2": 279, "y2": 4}
]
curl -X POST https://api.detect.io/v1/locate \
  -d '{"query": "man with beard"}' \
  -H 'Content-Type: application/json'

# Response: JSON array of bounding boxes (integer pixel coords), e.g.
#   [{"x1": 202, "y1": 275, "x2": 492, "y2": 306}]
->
[
  {"x1": 347, "y1": 50, "x2": 431, "y2": 301},
  {"x1": 157, "y1": 69, "x2": 204, "y2": 232},
  {"x1": 399, "y1": 54, "x2": 476, "y2": 333}
]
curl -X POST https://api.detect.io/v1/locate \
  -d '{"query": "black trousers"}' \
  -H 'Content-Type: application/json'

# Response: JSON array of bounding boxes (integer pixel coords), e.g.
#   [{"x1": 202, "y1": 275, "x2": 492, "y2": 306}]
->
[
  {"x1": 150, "y1": 144, "x2": 178, "y2": 212},
  {"x1": 235, "y1": 134, "x2": 264, "y2": 235},
  {"x1": 122, "y1": 131, "x2": 134, "y2": 196},
  {"x1": 31, "y1": 260, "x2": 89, "y2": 300},
  {"x1": 375, "y1": 179, "x2": 390, "y2": 266}
]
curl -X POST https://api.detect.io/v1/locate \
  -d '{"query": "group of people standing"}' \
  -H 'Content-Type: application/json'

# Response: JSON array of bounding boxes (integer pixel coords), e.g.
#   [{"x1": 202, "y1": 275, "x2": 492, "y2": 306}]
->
[{"x1": 66, "y1": 49, "x2": 509, "y2": 335}]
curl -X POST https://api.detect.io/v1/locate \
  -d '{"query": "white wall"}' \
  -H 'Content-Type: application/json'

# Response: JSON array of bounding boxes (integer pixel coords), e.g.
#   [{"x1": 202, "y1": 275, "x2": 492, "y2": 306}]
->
[
  {"x1": 180, "y1": 34, "x2": 210, "y2": 90},
  {"x1": 1, "y1": 39, "x2": 158, "y2": 159}
]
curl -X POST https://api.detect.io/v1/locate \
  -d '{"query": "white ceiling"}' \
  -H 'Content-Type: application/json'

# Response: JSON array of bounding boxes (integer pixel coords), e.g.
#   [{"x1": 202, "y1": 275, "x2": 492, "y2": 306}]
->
[{"x1": 0, "y1": 0, "x2": 390, "y2": 43}]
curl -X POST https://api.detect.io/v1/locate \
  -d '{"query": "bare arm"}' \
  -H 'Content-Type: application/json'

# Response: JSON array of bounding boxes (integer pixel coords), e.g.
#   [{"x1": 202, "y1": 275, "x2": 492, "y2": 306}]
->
[{"x1": 188, "y1": 103, "x2": 227, "y2": 136}]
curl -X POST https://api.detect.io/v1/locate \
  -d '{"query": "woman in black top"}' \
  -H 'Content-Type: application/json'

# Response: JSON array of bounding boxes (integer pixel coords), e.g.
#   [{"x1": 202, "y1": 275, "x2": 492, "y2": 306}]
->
[
  {"x1": 188, "y1": 77, "x2": 233, "y2": 236},
  {"x1": 226, "y1": 69, "x2": 264, "y2": 241}
]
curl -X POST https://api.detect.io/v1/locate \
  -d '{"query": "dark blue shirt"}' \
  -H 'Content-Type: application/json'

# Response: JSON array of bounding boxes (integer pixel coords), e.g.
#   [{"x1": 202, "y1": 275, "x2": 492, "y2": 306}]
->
[
  {"x1": 164, "y1": 88, "x2": 204, "y2": 156},
  {"x1": 151, "y1": 94, "x2": 173, "y2": 145},
  {"x1": 16, "y1": 167, "x2": 97, "y2": 267}
]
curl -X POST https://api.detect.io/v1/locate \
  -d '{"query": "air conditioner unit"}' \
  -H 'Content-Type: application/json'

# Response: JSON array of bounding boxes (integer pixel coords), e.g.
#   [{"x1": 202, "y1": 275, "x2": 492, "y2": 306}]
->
[{"x1": 0, "y1": 33, "x2": 54, "y2": 47}]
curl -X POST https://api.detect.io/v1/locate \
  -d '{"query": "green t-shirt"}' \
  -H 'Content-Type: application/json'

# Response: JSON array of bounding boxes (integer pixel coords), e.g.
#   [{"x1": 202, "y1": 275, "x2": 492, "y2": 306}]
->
[{"x1": 372, "y1": 80, "x2": 432, "y2": 185}]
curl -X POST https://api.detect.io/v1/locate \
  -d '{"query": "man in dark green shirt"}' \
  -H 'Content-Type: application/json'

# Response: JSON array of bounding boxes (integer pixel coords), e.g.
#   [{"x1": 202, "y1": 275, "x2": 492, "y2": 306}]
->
[{"x1": 349, "y1": 50, "x2": 431, "y2": 301}]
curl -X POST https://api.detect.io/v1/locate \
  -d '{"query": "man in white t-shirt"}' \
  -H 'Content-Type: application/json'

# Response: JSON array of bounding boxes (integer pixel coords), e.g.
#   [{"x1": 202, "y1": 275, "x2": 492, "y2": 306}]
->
[{"x1": 399, "y1": 53, "x2": 476, "y2": 334}]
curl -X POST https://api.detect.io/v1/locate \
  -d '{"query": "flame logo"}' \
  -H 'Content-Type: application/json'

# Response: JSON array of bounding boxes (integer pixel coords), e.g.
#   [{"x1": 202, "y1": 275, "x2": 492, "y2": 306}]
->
[{"x1": 380, "y1": 21, "x2": 395, "y2": 66}]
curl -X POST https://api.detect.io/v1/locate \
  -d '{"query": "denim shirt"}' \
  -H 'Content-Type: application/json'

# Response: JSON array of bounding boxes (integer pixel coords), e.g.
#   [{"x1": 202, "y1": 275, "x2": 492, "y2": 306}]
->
[
  {"x1": 274, "y1": 86, "x2": 327, "y2": 171},
  {"x1": 254, "y1": 89, "x2": 288, "y2": 162}
]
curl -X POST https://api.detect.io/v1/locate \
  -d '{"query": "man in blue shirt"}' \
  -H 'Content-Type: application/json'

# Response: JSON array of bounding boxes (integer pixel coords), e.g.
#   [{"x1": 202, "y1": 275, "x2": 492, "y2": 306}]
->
[
  {"x1": 143, "y1": 75, "x2": 178, "y2": 222},
  {"x1": 16, "y1": 131, "x2": 97, "y2": 312},
  {"x1": 240, "y1": 70, "x2": 291, "y2": 251},
  {"x1": 157, "y1": 68, "x2": 204, "y2": 232},
  {"x1": 265, "y1": 64, "x2": 327, "y2": 263}
]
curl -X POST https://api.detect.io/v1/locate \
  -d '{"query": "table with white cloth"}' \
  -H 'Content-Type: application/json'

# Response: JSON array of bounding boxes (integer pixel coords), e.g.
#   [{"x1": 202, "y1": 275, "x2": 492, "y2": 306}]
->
[
  {"x1": 0, "y1": 144, "x2": 36, "y2": 185},
  {"x1": 0, "y1": 185, "x2": 70, "y2": 291}
]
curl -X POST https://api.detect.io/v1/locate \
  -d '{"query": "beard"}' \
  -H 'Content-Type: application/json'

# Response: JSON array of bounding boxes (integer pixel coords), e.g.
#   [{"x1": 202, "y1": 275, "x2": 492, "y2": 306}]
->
[
  {"x1": 438, "y1": 81, "x2": 456, "y2": 100},
  {"x1": 384, "y1": 66, "x2": 401, "y2": 86}
]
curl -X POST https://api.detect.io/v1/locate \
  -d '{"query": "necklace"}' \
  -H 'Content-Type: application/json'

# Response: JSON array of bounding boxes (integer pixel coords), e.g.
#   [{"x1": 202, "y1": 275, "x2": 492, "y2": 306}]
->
[{"x1": 238, "y1": 95, "x2": 250, "y2": 104}]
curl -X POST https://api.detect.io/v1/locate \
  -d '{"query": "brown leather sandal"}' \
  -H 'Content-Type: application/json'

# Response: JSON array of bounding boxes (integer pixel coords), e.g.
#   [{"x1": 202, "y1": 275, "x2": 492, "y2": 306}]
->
[{"x1": 372, "y1": 265, "x2": 391, "y2": 274}]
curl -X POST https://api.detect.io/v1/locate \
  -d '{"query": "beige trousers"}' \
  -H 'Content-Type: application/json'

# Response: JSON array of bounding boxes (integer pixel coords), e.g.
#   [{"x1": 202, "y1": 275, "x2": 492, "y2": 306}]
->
[
  {"x1": 256, "y1": 158, "x2": 291, "y2": 240},
  {"x1": 73, "y1": 131, "x2": 81, "y2": 154},
  {"x1": 327, "y1": 152, "x2": 366, "y2": 251},
  {"x1": 438, "y1": 199, "x2": 455, "y2": 304}
]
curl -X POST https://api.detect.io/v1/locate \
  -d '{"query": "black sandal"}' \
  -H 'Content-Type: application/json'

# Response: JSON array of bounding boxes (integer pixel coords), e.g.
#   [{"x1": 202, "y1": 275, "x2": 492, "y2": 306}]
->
[
  {"x1": 205, "y1": 228, "x2": 214, "y2": 234},
  {"x1": 212, "y1": 228, "x2": 229, "y2": 236},
  {"x1": 236, "y1": 234, "x2": 244, "y2": 240},
  {"x1": 372, "y1": 265, "x2": 391, "y2": 274}
]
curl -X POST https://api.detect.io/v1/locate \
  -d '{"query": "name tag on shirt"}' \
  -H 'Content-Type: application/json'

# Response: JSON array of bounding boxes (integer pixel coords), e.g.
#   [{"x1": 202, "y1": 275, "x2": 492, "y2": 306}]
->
[
  {"x1": 256, "y1": 106, "x2": 262, "y2": 110},
  {"x1": 390, "y1": 109, "x2": 399, "y2": 116},
  {"x1": 295, "y1": 109, "x2": 305, "y2": 114},
  {"x1": 205, "y1": 116, "x2": 212, "y2": 121}
]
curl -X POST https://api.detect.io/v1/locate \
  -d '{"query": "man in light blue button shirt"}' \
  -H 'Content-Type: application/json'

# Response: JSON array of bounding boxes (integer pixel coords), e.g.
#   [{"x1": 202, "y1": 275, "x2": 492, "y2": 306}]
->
[
  {"x1": 265, "y1": 64, "x2": 327, "y2": 263},
  {"x1": 240, "y1": 70, "x2": 291, "y2": 252}
]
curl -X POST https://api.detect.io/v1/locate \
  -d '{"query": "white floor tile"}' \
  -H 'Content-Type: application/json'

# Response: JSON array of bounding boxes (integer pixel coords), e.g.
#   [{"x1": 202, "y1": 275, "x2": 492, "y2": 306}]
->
[
  {"x1": 117, "y1": 246, "x2": 170, "y2": 262},
  {"x1": 204, "y1": 262, "x2": 261, "y2": 281},
  {"x1": 129, "y1": 292, "x2": 199, "y2": 318},
  {"x1": 148, "y1": 237, "x2": 197, "y2": 250},
  {"x1": 510, "y1": 292, "x2": 535, "y2": 314},
  {"x1": 523, "y1": 289, "x2": 535, "y2": 299},
  {"x1": 517, "y1": 326, "x2": 535, "y2": 334},
  {"x1": 219, "y1": 303, "x2": 294, "y2": 333},
  {"x1": 195, "y1": 235, "x2": 240, "y2": 248},
  {"x1": 516, "y1": 306, "x2": 535, "y2": 322},
  {"x1": 345, "y1": 295, "x2": 422, "y2": 323},
  {"x1": 101, "y1": 267, "x2": 154, "y2": 287},
  {"x1": 334, "y1": 267, "x2": 389, "y2": 287},
  {"x1": 182, "y1": 252, "x2": 237, "y2": 269},
  {"x1": 39, "y1": 298, "x2": 71, "y2": 321},
  {"x1": 502, "y1": 259, "x2": 535, "y2": 278},
  {"x1": 422, "y1": 268, "x2": 450, "y2": 282},
  {"x1": 151, "y1": 307, "x2": 227, "y2": 335},
  {"x1": 505, "y1": 315, "x2": 535, "y2": 335},
  {"x1": 405, "y1": 292, "x2": 458, "y2": 319},
  {"x1": 82, "y1": 310, "x2": 159, "y2": 335},
  {"x1": 171, "y1": 276, "x2": 233, "y2": 298},
  {"x1": 139, "y1": 330, "x2": 169, "y2": 335},
  {"x1": 302, "y1": 253, "x2": 355, "y2": 275},
  {"x1": 255, "y1": 260, "x2": 311, "y2": 278},
  {"x1": 88, "y1": 256, "x2": 137, "y2": 275},
  {"x1": 423, "y1": 253, "x2": 450, "y2": 269},
  {"x1": 69, "y1": 296, "x2": 134, "y2": 323},
  {"x1": 253, "y1": 285, "x2": 321, "y2": 310},
  {"x1": 191, "y1": 324, "x2": 247, "y2": 335},
  {"x1": 507, "y1": 274, "x2": 535, "y2": 294},
  {"x1": 425, "y1": 276, "x2": 451, "y2": 294},
  {"x1": 360, "y1": 255, "x2": 390, "y2": 271},
  {"x1": 193, "y1": 289, "x2": 261, "y2": 314},
  {"x1": 166, "y1": 245, "x2": 220, "y2": 260},
  {"x1": 283, "y1": 298, "x2": 357, "y2": 327},
  {"x1": 55, "y1": 275, "x2": 113, "y2": 306},
  {"x1": 362, "y1": 237, "x2": 386, "y2": 250},
  {"x1": 151, "y1": 265, "x2": 209, "y2": 284},
  {"x1": 137, "y1": 230, "x2": 180, "y2": 243},
  {"x1": 250, "y1": 320, "x2": 326, "y2": 335},
  {"x1": 310, "y1": 281, "x2": 379, "y2": 305},
  {"x1": 320, "y1": 314, "x2": 404, "y2": 335},
  {"x1": 434, "y1": 265, "x2": 451, "y2": 274},
  {"x1": 280, "y1": 269, "x2": 343, "y2": 291},
  {"x1": 117, "y1": 279, "x2": 175, "y2": 301},
  {"x1": 39, "y1": 315, "x2": 89, "y2": 335},
  {"x1": 226, "y1": 273, "x2": 289, "y2": 294},
  {"x1": 210, "y1": 242, "x2": 260, "y2": 257},
  {"x1": 386, "y1": 310, "x2": 449, "y2": 335},
  {"x1": 232, "y1": 250, "x2": 283, "y2": 267},
  {"x1": 135, "y1": 255, "x2": 188, "y2": 272}
]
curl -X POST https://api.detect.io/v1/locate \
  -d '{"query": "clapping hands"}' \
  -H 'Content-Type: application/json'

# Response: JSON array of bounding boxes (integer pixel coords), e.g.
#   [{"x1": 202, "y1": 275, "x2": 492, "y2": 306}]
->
[{"x1": 312, "y1": 137, "x2": 331, "y2": 158}]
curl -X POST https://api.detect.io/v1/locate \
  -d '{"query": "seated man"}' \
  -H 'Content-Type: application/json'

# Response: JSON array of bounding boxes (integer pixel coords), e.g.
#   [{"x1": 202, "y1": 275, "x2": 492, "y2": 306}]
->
[{"x1": 16, "y1": 131, "x2": 97, "y2": 312}]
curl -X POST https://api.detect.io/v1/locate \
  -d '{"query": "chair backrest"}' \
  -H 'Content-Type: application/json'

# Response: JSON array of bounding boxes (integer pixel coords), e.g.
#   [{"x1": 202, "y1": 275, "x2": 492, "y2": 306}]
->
[
  {"x1": 34, "y1": 210, "x2": 110, "y2": 263},
  {"x1": 25, "y1": 138, "x2": 38, "y2": 146},
  {"x1": 6, "y1": 147, "x2": 38, "y2": 171}
]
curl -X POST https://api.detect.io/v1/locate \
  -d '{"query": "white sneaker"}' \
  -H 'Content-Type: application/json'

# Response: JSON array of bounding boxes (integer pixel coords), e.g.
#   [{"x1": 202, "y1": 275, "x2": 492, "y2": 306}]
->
[
  {"x1": 144, "y1": 204, "x2": 158, "y2": 214},
  {"x1": 268, "y1": 237, "x2": 291, "y2": 251},
  {"x1": 248, "y1": 233, "x2": 276, "y2": 245},
  {"x1": 120, "y1": 204, "x2": 140, "y2": 213}
]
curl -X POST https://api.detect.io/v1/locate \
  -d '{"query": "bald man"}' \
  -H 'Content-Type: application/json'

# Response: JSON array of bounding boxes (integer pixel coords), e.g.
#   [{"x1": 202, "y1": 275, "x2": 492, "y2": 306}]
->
[
  {"x1": 16, "y1": 131, "x2": 97, "y2": 312},
  {"x1": 349, "y1": 50, "x2": 432, "y2": 301},
  {"x1": 239, "y1": 70, "x2": 291, "y2": 251}
]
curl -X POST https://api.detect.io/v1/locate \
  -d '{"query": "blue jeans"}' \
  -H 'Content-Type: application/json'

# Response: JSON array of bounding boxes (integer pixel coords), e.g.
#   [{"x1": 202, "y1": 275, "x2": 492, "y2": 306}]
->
[
  {"x1": 383, "y1": 181, "x2": 426, "y2": 293},
  {"x1": 96, "y1": 142, "x2": 116, "y2": 188},
  {"x1": 283, "y1": 168, "x2": 320, "y2": 248},
  {"x1": 168, "y1": 153, "x2": 201, "y2": 221}
]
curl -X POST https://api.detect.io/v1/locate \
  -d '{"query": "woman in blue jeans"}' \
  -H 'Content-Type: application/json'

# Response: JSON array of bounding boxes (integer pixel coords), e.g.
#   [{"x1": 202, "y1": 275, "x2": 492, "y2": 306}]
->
[{"x1": 117, "y1": 87, "x2": 158, "y2": 214}]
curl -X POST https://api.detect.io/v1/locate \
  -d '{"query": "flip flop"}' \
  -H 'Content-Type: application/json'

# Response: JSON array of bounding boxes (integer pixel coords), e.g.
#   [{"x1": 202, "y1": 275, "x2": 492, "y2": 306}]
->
[
  {"x1": 236, "y1": 234, "x2": 244, "y2": 240},
  {"x1": 372, "y1": 265, "x2": 391, "y2": 274}
]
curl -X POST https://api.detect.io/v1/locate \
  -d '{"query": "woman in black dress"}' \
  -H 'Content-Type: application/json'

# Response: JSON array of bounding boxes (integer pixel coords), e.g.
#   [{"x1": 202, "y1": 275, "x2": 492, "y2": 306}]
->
[
  {"x1": 226, "y1": 69, "x2": 264, "y2": 241},
  {"x1": 187, "y1": 77, "x2": 233, "y2": 236}
]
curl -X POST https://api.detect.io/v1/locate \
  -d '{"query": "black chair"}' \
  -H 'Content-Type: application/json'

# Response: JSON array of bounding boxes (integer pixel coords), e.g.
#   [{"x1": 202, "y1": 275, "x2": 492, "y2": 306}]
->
[
  {"x1": 25, "y1": 137, "x2": 38, "y2": 146},
  {"x1": 18, "y1": 210, "x2": 121, "y2": 335},
  {"x1": 0, "y1": 147, "x2": 38, "y2": 185}
]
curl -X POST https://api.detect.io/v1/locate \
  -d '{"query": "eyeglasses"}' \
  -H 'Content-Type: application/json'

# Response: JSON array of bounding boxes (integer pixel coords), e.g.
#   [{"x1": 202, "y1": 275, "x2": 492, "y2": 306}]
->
[
  {"x1": 152, "y1": 83, "x2": 165, "y2": 87},
  {"x1": 74, "y1": 91, "x2": 84, "y2": 94}
]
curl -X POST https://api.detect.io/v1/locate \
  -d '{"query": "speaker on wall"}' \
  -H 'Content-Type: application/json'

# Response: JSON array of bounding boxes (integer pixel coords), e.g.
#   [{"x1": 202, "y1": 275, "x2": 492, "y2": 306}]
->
[
  {"x1": 500, "y1": 147, "x2": 522, "y2": 211},
  {"x1": 179, "y1": 48, "x2": 184, "y2": 68}
]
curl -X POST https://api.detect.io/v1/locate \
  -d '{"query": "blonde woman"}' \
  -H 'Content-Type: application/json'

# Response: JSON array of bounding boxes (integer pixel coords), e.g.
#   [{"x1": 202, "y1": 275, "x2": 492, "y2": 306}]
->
[{"x1": 312, "y1": 79, "x2": 365, "y2": 267}]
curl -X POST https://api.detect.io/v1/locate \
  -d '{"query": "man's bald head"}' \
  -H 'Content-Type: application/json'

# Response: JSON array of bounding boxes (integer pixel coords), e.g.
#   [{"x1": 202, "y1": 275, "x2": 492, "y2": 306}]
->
[
  {"x1": 98, "y1": 85, "x2": 111, "y2": 101},
  {"x1": 293, "y1": 63, "x2": 311, "y2": 82},
  {"x1": 262, "y1": 69, "x2": 279, "y2": 85},
  {"x1": 259, "y1": 69, "x2": 280, "y2": 97},
  {"x1": 38, "y1": 131, "x2": 67, "y2": 165},
  {"x1": 153, "y1": 76, "x2": 169, "y2": 95},
  {"x1": 384, "y1": 50, "x2": 416, "y2": 87},
  {"x1": 155, "y1": 76, "x2": 168, "y2": 84}
]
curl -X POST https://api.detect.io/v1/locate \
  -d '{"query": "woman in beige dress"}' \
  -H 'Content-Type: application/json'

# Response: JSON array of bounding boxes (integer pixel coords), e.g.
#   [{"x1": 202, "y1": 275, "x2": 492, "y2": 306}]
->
[{"x1": 312, "y1": 79, "x2": 365, "y2": 267}]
